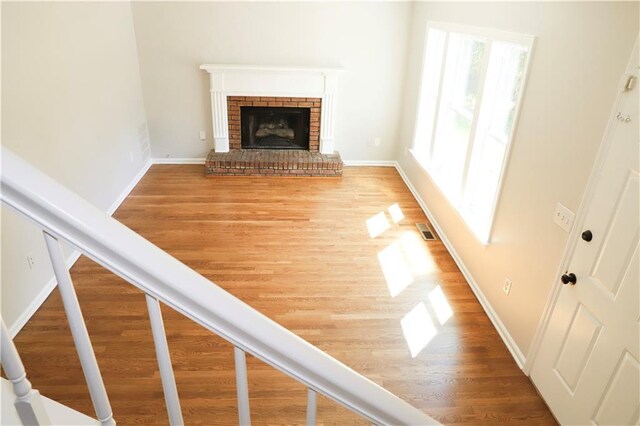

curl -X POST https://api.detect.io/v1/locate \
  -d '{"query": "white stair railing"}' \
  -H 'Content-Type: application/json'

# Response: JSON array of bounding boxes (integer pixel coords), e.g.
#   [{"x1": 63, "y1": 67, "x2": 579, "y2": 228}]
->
[
  {"x1": 0, "y1": 319, "x2": 51, "y2": 425},
  {"x1": 1, "y1": 148, "x2": 439, "y2": 426},
  {"x1": 145, "y1": 294, "x2": 184, "y2": 425},
  {"x1": 43, "y1": 231, "x2": 115, "y2": 426}
]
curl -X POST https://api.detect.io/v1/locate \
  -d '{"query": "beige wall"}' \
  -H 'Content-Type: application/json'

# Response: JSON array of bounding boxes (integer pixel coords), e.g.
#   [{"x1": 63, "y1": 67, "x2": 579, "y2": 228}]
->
[
  {"x1": 130, "y1": 1, "x2": 412, "y2": 161},
  {"x1": 1, "y1": 2, "x2": 149, "y2": 332},
  {"x1": 396, "y1": 2, "x2": 638, "y2": 358}
]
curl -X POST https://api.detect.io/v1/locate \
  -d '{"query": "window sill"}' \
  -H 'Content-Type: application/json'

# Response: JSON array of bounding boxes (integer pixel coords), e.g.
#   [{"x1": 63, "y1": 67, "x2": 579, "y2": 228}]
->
[{"x1": 408, "y1": 149, "x2": 492, "y2": 247}]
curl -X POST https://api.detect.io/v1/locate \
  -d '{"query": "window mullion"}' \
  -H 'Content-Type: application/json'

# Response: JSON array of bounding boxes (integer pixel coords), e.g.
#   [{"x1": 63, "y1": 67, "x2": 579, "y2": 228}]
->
[
  {"x1": 428, "y1": 32, "x2": 450, "y2": 162},
  {"x1": 459, "y1": 40, "x2": 493, "y2": 202}
]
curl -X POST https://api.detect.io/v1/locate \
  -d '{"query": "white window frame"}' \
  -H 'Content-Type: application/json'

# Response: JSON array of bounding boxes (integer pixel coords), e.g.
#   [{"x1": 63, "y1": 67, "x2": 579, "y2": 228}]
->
[{"x1": 410, "y1": 21, "x2": 535, "y2": 244}]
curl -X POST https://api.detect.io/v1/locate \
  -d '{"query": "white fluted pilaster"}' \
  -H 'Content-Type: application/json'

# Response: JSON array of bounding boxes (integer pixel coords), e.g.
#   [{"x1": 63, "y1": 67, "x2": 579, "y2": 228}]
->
[{"x1": 210, "y1": 90, "x2": 229, "y2": 152}]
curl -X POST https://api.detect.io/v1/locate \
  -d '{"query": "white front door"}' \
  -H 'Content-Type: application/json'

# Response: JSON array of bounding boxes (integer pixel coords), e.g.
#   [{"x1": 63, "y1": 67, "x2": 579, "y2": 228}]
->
[{"x1": 531, "y1": 44, "x2": 639, "y2": 425}]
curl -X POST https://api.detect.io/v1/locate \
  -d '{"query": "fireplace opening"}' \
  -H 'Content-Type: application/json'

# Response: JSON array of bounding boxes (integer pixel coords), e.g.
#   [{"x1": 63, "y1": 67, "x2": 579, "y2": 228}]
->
[{"x1": 241, "y1": 106, "x2": 310, "y2": 150}]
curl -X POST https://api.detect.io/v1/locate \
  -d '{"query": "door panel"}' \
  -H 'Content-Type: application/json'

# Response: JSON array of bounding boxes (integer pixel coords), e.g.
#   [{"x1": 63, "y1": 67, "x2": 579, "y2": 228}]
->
[
  {"x1": 592, "y1": 352, "x2": 640, "y2": 426},
  {"x1": 554, "y1": 304, "x2": 602, "y2": 392},
  {"x1": 591, "y1": 174, "x2": 639, "y2": 296}
]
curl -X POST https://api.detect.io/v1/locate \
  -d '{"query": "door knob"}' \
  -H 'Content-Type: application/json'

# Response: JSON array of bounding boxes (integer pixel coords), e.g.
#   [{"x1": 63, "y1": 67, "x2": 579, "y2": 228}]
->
[
  {"x1": 581, "y1": 230, "x2": 593, "y2": 242},
  {"x1": 561, "y1": 273, "x2": 577, "y2": 285}
]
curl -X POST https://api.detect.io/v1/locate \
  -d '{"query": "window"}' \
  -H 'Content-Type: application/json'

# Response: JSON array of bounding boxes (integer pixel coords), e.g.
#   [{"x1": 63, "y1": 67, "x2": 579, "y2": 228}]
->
[{"x1": 411, "y1": 22, "x2": 533, "y2": 244}]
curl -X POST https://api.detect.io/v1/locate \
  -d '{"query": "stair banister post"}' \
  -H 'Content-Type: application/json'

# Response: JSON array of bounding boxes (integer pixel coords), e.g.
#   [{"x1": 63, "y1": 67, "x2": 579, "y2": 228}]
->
[
  {"x1": 0, "y1": 318, "x2": 52, "y2": 425},
  {"x1": 234, "y1": 347, "x2": 251, "y2": 425},
  {"x1": 145, "y1": 294, "x2": 184, "y2": 425},
  {"x1": 43, "y1": 231, "x2": 115, "y2": 426},
  {"x1": 306, "y1": 388, "x2": 317, "y2": 426}
]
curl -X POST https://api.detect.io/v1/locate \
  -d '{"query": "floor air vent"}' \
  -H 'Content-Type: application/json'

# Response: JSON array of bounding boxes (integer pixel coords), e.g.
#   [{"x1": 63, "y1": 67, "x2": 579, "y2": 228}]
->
[{"x1": 416, "y1": 223, "x2": 437, "y2": 241}]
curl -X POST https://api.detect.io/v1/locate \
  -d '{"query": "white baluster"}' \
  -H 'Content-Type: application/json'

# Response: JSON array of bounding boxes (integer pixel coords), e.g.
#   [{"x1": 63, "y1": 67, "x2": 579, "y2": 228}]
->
[
  {"x1": 145, "y1": 294, "x2": 184, "y2": 425},
  {"x1": 234, "y1": 347, "x2": 251, "y2": 425},
  {"x1": 43, "y1": 232, "x2": 115, "y2": 426},
  {"x1": 0, "y1": 319, "x2": 51, "y2": 425},
  {"x1": 306, "y1": 388, "x2": 317, "y2": 426}
]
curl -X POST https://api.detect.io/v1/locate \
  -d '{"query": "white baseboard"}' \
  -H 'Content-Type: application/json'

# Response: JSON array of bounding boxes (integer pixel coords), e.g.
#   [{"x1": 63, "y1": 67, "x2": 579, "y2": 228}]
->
[
  {"x1": 153, "y1": 158, "x2": 392, "y2": 166},
  {"x1": 343, "y1": 160, "x2": 397, "y2": 167},
  {"x1": 9, "y1": 159, "x2": 153, "y2": 338},
  {"x1": 152, "y1": 157, "x2": 206, "y2": 165},
  {"x1": 9, "y1": 250, "x2": 82, "y2": 338},
  {"x1": 107, "y1": 159, "x2": 152, "y2": 215},
  {"x1": 394, "y1": 162, "x2": 526, "y2": 369}
]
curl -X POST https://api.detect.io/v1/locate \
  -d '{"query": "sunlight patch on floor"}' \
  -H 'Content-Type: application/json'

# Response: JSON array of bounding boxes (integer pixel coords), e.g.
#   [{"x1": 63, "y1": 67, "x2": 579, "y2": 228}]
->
[
  {"x1": 401, "y1": 302, "x2": 438, "y2": 358},
  {"x1": 378, "y1": 242, "x2": 414, "y2": 297},
  {"x1": 399, "y1": 232, "x2": 438, "y2": 276},
  {"x1": 377, "y1": 232, "x2": 439, "y2": 298},
  {"x1": 428, "y1": 285, "x2": 453, "y2": 325},
  {"x1": 368, "y1": 203, "x2": 453, "y2": 357},
  {"x1": 387, "y1": 203, "x2": 404, "y2": 223},
  {"x1": 366, "y1": 211, "x2": 390, "y2": 238}
]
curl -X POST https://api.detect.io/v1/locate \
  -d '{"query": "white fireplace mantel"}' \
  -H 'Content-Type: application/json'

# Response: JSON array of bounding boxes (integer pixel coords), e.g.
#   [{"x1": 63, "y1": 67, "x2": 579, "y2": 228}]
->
[{"x1": 200, "y1": 64, "x2": 343, "y2": 154}]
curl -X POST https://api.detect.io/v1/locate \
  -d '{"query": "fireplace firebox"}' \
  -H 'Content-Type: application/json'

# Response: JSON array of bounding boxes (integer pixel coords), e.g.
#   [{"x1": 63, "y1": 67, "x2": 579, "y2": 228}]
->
[{"x1": 241, "y1": 106, "x2": 310, "y2": 150}]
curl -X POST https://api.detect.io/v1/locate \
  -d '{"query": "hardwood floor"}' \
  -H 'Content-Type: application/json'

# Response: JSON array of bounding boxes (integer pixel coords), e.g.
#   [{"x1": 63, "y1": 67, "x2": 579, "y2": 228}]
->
[{"x1": 11, "y1": 165, "x2": 555, "y2": 425}]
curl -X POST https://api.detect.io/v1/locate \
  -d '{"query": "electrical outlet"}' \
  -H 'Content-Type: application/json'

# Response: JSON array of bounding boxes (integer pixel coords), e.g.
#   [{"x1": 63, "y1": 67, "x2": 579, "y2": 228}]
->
[
  {"x1": 199, "y1": 130, "x2": 206, "y2": 141},
  {"x1": 374, "y1": 137, "x2": 381, "y2": 147},
  {"x1": 27, "y1": 255, "x2": 35, "y2": 270},
  {"x1": 553, "y1": 202, "x2": 576, "y2": 232},
  {"x1": 503, "y1": 278, "x2": 512, "y2": 295}
]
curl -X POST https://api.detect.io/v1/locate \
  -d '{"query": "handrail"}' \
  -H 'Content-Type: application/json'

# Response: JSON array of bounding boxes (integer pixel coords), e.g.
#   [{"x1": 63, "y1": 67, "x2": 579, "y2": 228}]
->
[{"x1": 1, "y1": 148, "x2": 438, "y2": 425}]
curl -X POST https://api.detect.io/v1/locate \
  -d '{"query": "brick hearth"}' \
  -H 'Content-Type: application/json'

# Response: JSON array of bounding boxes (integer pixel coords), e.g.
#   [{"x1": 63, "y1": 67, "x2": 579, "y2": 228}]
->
[{"x1": 205, "y1": 149, "x2": 343, "y2": 177}]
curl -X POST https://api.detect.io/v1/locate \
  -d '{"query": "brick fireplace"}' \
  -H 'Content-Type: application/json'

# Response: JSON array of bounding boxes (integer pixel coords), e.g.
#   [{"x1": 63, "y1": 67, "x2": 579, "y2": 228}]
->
[
  {"x1": 228, "y1": 96, "x2": 321, "y2": 151},
  {"x1": 200, "y1": 64, "x2": 344, "y2": 177}
]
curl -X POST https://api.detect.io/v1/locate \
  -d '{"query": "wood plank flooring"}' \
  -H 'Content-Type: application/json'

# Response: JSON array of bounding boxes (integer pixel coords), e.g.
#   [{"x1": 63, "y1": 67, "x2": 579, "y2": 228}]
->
[{"x1": 11, "y1": 165, "x2": 555, "y2": 425}]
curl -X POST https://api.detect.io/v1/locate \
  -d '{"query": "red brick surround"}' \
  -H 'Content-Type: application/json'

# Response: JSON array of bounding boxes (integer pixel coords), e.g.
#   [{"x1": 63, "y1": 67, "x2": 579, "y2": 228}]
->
[{"x1": 227, "y1": 96, "x2": 322, "y2": 151}]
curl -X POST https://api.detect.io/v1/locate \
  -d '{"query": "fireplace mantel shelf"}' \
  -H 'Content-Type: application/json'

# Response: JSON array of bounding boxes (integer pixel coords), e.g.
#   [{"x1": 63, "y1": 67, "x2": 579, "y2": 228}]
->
[
  {"x1": 200, "y1": 63, "x2": 341, "y2": 154},
  {"x1": 199, "y1": 64, "x2": 343, "y2": 74}
]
